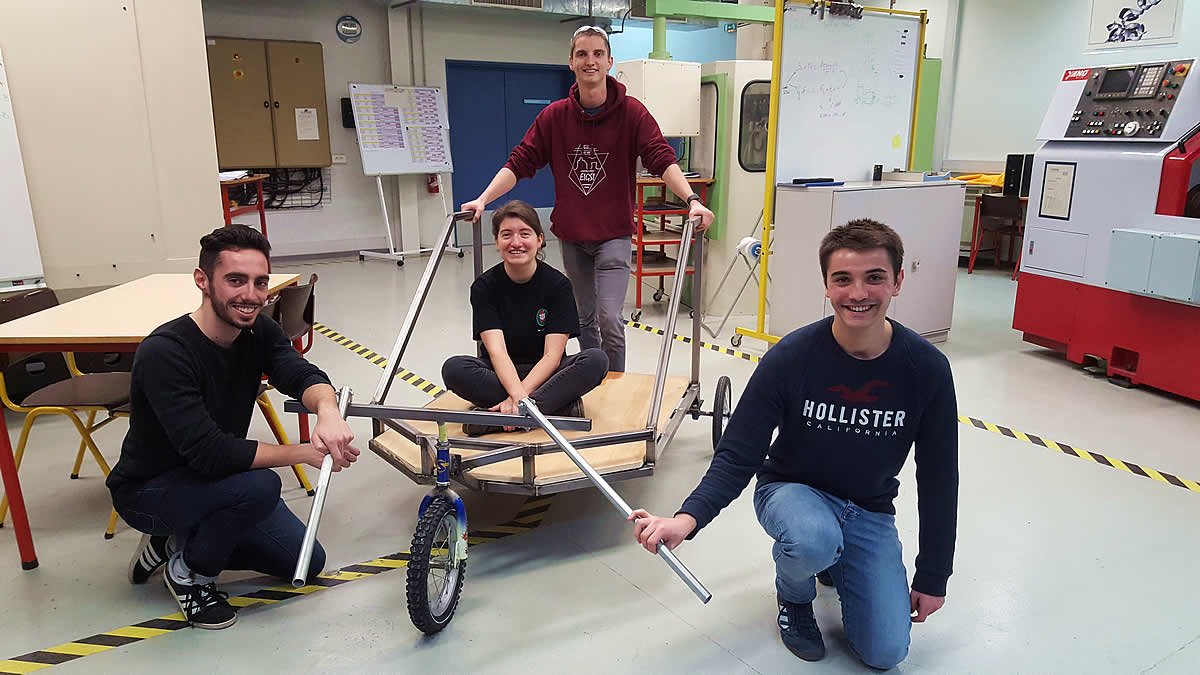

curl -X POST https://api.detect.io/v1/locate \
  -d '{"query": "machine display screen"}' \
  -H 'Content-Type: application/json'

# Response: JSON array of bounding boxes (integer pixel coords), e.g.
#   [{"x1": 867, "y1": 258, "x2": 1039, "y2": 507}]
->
[{"x1": 1098, "y1": 68, "x2": 1135, "y2": 96}]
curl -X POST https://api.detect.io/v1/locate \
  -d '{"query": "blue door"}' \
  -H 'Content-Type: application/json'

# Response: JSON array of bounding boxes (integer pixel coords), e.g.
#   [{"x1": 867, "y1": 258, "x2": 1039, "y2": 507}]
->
[{"x1": 447, "y1": 61, "x2": 572, "y2": 211}]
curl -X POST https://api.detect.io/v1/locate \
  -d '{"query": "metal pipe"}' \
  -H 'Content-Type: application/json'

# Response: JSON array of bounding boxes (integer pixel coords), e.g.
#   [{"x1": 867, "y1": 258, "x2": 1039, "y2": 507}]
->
[
  {"x1": 371, "y1": 211, "x2": 473, "y2": 405},
  {"x1": 520, "y1": 398, "x2": 712, "y2": 604},
  {"x1": 690, "y1": 231, "x2": 704, "y2": 385},
  {"x1": 290, "y1": 400, "x2": 592, "y2": 431},
  {"x1": 293, "y1": 385, "x2": 353, "y2": 587},
  {"x1": 647, "y1": 218, "x2": 697, "y2": 429}
]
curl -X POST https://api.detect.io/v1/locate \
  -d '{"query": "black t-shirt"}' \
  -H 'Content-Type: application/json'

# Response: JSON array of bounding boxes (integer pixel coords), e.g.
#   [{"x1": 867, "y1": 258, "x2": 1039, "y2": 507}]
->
[{"x1": 471, "y1": 261, "x2": 579, "y2": 365}]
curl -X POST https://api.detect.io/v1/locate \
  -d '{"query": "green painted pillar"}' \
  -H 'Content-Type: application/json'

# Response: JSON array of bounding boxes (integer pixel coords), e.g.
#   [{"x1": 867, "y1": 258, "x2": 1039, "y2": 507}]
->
[{"x1": 649, "y1": 16, "x2": 672, "y2": 60}]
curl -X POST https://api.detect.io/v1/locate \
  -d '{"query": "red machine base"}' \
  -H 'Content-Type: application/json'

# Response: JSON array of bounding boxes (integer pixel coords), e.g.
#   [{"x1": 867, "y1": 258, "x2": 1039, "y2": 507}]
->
[{"x1": 1013, "y1": 273, "x2": 1200, "y2": 402}]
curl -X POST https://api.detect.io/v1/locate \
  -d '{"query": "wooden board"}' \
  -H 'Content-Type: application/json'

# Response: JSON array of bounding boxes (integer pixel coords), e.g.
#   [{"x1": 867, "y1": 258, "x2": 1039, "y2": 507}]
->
[
  {"x1": 0, "y1": 273, "x2": 299, "y2": 346},
  {"x1": 372, "y1": 372, "x2": 690, "y2": 486}
]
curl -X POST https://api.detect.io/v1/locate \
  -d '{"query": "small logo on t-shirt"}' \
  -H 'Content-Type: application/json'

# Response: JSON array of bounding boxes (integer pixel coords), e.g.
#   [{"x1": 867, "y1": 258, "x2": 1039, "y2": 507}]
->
[
  {"x1": 828, "y1": 380, "x2": 888, "y2": 403},
  {"x1": 536, "y1": 308, "x2": 547, "y2": 327}
]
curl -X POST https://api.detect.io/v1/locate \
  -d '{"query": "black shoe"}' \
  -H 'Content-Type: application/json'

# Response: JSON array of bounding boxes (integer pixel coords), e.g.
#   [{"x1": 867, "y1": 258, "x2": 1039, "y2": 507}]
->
[
  {"x1": 127, "y1": 534, "x2": 171, "y2": 584},
  {"x1": 462, "y1": 406, "x2": 505, "y2": 437},
  {"x1": 778, "y1": 596, "x2": 825, "y2": 661},
  {"x1": 816, "y1": 568, "x2": 834, "y2": 587},
  {"x1": 556, "y1": 398, "x2": 585, "y2": 419},
  {"x1": 164, "y1": 569, "x2": 237, "y2": 630}
]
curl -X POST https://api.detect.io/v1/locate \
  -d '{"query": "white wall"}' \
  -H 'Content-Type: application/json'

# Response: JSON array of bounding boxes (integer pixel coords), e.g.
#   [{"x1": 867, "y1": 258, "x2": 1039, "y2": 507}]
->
[
  {"x1": 946, "y1": 0, "x2": 1200, "y2": 165},
  {"x1": 0, "y1": 0, "x2": 222, "y2": 290},
  {"x1": 201, "y1": 0, "x2": 397, "y2": 257},
  {"x1": 609, "y1": 19, "x2": 737, "y2": 64}
]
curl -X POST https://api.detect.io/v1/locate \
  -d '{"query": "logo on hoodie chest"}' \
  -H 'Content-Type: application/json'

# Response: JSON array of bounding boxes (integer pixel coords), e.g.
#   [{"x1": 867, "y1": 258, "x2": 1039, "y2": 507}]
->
[{"x1": 568, "y1": 144, "x2": 608, "y2": 196}]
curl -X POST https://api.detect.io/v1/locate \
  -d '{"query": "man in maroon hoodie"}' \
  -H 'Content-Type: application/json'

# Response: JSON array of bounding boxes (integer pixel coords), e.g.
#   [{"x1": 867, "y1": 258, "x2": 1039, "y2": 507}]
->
[{"x1": 462, "y1": 26, "x2": 713, "y2": 372}]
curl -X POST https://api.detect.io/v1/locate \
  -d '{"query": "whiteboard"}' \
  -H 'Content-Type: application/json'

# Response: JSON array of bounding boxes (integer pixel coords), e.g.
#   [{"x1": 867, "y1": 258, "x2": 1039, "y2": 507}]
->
[
  {"x1": 348, "y1": 83, "x2": 454, "y2": 176},
  {"x1": 775, "y1": 5, "x2": 922, "y2": 183},
  {"x1": 0, "y1": 47, "x2": 45, "y2": 288}
]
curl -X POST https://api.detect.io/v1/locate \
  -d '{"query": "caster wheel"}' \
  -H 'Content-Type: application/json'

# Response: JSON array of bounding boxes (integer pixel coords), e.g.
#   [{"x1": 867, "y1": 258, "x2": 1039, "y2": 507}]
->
[
  {"x1": 358, "y1": 255, "x2": 365, "y2": 262},
  {"x1": 689, "y1": 309, "x2": 695, "y2": 319},
  {"x1": 712, "y1": 375, "x2": 732, "y2": 451},
  {"x1": 397, "y1": 259, "x2": 405, "y2": 267},
  {"x1": 457, "y1": 251, "x2": 465, "y2": 258},
  {"x1": 653, "y1": 289, "x2": 665, "y2": 302},
  {"x1": 631, "y1": 310, "x2": 642, "y2": 322},
  {"x1": 731, "y1": 334, "x2": 743, "y2": 348},
  {"x1": 407, "y1": 497, "x2": 466, "y2": 634}
]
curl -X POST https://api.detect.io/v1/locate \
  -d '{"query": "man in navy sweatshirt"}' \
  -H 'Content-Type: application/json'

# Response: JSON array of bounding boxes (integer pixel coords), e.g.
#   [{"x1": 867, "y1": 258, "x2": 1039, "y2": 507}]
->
[
  {"x1": 631, "y1": 220, "x2": 958, "y2": 669},
  {"x1": 461, "y1": 26, "x2": 714, "y2": 372},
  {"x1": 107, "y1": 225, "x2": 359, "y2": 630}
]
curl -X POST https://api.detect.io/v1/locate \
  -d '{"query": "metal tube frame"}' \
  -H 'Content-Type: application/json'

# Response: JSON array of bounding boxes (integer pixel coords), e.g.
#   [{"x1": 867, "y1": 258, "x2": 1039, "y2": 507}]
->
[
  {"x1": 520, "y1": 398, "x2": 711, "y2": 603},
  {"x1": 293, "y1": 385, "x2": 353, "y2": 587}
]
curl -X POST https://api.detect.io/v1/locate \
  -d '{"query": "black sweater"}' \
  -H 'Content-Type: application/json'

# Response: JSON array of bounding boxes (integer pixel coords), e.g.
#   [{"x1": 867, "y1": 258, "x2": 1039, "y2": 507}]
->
[
  {"x1": 107, "y1": 314, "x2": 330, "y2": 491},
  {"x1": 678, "y1": 317, "x2": 959, "y2": 596}
]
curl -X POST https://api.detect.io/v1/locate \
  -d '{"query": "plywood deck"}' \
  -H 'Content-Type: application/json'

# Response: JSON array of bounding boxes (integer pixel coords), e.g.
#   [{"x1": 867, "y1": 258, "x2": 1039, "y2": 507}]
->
[{"x1": 372, "y1": 372, "x2": 690, "y2": 486}]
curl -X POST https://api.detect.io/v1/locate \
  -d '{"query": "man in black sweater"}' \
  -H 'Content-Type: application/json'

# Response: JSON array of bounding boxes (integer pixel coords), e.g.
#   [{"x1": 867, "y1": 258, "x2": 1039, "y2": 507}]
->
[
  {"x1": 107, "y1": 225, "x2": 358, "y2": 630},
  {"x1": 631, "y1": 220, "x2": 958, "y2": 669}
]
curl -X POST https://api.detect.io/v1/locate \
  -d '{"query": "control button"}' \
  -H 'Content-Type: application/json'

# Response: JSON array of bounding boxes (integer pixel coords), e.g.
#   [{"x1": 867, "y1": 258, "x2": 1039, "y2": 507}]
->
[
  {"x1": 1123, "y1": 121, "x2": 1141, "y2": 136},
  {"x1": 1098, "y1": 111, "x2": 1104, "y2": 116},
  {"x1": 1161, "y1": 109, "x2": 1168, "y2": 116},
  {"x1": 1176, "y1": 64, "x2": 1188, "y2": 74},
  {"x1": 1137, "y1": 110, "x2": 1143, "y2": 116},
  {"x1": 1168, "y1": 94, "x2": 1175, "y2": 99},
  {"x1": 1164, "y1": 80, "x2": 1171, "y2": 87},
  {"x1": 1086, "y1": 91, "x2": 1092, "y2": 96}
]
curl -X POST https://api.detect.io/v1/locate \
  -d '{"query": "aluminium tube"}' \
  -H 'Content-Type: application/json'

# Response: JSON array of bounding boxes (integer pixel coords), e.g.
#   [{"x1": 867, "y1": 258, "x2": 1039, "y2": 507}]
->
[{"x1": 292, "y1": 386, "x2": 353, "y2": 587}]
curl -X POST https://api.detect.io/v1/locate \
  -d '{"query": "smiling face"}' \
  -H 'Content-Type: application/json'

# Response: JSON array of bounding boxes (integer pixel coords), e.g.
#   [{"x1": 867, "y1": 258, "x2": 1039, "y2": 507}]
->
[
  {"x1": 495, "y1": 216, "x2": 544, "y2": 268},
  {"x1": 824, "y1": 247, "x2": 904, "y2": 331},
  {"x1": 569, "y1": 33, "x2": 612, "y2": 87},
  {"x1": 195, "y1": 248, "x2": 271, "y2": 330}
]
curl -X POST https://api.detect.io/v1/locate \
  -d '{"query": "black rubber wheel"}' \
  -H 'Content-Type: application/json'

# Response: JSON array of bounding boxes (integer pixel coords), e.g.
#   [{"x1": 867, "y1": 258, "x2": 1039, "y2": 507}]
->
[
  {"x1": 712, "y1": 375, "x2": 732, "y2": 451},
  {"x1": 631, "y1": 309, "x2": 642, "y2": 322},
  {"x1": 457, "y1": 251, "x2": 465, "y2": 258},
  {"x1": 731, "y1": 334, "x2": 743, "y2": 348},
  {"x1": 689, "y1": 309, "x2": 695, "y2": 319},
  {"x1": 397, "y1": 259, "x2": 405, "y2": 267},
  {"x1": 407, "y1": 497, "x2": 466, "y2": 634},
  {"x1": 653, "y1": 289, "x2": 664, "y2": 302},
  {"x1": 358, "y1": 254, "x2": 365, "y2": 262}
]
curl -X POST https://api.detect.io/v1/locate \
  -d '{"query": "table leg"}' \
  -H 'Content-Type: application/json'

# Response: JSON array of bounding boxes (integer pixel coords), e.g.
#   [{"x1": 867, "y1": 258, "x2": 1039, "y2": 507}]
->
[
  {"x1": 221, "y1": 185, "x2": 233, "y2": 227},
  {"x1": 0, "y1": 413, "x2": 38, "y2": 570},
  {"x1": 256, "y1": 179, "x2": 268, "y2": 241}
]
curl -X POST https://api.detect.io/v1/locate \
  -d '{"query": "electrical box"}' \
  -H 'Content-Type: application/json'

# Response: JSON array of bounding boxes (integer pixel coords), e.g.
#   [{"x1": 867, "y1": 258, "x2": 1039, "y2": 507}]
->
[
  {"x1": 206, "y1": 38, "x2": 332, "y2": 169},
  {"x1": 1147, "y1": 232, "x2": 1200, "y2": 303},
  {"x1": 612, "y1": 59, "x2": 701, "y2": 137},
  {"x1": 1105, "y1": 228, "x2": 1159, "y2": 293}
]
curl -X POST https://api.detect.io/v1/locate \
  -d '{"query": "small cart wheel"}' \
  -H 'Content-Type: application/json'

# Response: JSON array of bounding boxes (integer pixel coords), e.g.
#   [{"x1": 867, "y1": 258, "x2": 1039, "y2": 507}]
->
[
  {"x1": 689, "y1": 309, "x2": 695, "y2": 319},
  {"x1": 457, "y1": 251, "x2": 465, "y2": 258},
  {"x1": 653, "y1": 289, "x2": 665, "y2": 302},
  {"x1": 712, "y1": 376, "x2": 732, "y2": 451},
  {"x1": 631, "y1": 309, "x2": 642, "y2": 322},
  {"x1": 731, "y1": 334, "x2": 743, "y2": 348},
  {"x1": 359, "y1": 254, "x2": 365, "y2": 262},
  {"x1": 407, "y1": 497, "x2": 466, "y2": 634},
  {"x1": 397, "y1": 259, "x2": 405, "y2": 267}
]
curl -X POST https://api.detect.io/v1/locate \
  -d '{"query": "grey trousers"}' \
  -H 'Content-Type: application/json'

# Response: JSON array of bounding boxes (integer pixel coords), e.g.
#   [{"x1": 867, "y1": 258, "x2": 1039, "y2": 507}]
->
[{"x1": 560, "y1": 236, "x2": 631, "y2": 372}]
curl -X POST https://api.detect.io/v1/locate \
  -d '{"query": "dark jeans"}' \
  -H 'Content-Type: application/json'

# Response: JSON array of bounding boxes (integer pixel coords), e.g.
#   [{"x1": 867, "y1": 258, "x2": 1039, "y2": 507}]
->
[
  {"x1": 111, "y1": 467, "x2": 325, "y2": 582},
  {"x1": 441, "y1": 349, "x2": 609, "y2": 414}
]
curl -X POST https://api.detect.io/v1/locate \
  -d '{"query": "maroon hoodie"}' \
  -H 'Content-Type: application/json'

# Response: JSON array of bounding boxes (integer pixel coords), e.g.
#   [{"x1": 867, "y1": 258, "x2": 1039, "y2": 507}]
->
[{"x1": 503, "y1": 75, "x2": 678, "y2": 243}]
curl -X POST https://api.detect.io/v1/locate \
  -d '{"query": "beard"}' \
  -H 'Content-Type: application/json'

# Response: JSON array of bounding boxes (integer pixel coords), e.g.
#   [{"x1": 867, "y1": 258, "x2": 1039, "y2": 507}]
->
[{"x1": 208, "y1": 292, "x2": 259, "y2": 330}]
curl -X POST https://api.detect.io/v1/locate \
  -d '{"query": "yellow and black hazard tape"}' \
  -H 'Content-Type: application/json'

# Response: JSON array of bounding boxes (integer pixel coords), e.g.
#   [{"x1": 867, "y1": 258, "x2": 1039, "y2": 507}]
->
[
  {"x1": 624, "y1": 320, "x2": 761, "y2": 363},
  {"x1": 312, "y1": 322, "x2": 445, "y2": 397},
  {"x1": 0, "y1": 496, "x2": 552, "y2": 674},
  {"x1": 958, "y1": 414, "x2": 1200, "y2": 494}
]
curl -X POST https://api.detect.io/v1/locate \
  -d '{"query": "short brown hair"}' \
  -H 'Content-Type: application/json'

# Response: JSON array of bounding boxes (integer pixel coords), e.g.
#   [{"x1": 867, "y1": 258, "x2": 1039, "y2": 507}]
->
[
  {"x1": 491, "y1": 200, "x2": 547, "y2": 259},
  {"x1": 818, "y1": 219, "x2": 904, "y2": 280},
  {"x1": 570, "y1": 25, "x2": 611, "y2": 57},
  {"x1": 198, "y1": 224, "x2": 271, "y2": 279}
]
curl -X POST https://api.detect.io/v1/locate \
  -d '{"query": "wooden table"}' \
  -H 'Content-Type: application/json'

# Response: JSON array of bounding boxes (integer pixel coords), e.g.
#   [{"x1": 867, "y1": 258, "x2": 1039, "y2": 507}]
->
[
  {"x1": 0, "y1": 273, "x2": 298, "y2": 570},
  {"x1": 220, "y1": 173, "x2": 271, "y2": 239}
]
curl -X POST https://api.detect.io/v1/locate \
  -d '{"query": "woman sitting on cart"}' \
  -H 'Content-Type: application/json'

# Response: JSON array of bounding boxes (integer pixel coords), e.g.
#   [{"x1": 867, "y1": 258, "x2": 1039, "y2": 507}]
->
[{"x1": 442, "y1": 200, "x2": 609, "y2": 436}]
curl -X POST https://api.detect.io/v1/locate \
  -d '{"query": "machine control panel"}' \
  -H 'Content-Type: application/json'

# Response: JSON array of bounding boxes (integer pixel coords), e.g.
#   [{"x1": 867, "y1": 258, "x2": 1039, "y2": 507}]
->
[{"x1": 1065, "y1": 59, "x2": 1192, "y2": 138}]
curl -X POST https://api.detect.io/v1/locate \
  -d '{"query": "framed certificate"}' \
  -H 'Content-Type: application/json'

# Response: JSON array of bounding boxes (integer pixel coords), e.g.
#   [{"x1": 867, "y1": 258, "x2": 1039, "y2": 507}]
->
[{"x1": 1039, "y1": 161, "x2": 1077, "y2": 221}]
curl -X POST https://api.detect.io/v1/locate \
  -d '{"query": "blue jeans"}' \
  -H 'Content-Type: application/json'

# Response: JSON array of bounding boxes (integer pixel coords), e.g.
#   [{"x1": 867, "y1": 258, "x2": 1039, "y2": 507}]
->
[
  {"x1": 111, "y1": 467, "x2": 325, "y2": 582},
  {"x1": 753, "y1": 481, "x2": 911, "y2": 670}
]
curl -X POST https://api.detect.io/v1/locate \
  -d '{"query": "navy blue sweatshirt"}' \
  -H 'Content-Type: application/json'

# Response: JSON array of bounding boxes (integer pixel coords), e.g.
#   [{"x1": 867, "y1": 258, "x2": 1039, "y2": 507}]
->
[
  {"x1": 678, "y1": 317, "x2": 959, "y2": 596},
  {"x1": 107, "y1": 314, "x2": 331, "y2": 491}
]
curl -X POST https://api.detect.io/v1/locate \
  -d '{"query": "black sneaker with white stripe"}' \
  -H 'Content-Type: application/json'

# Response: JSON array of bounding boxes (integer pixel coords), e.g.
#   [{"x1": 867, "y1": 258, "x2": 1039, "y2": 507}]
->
[
  {"x1": 164, "y1": 569, "x2": 237, "y2": 630},
  {"x1": 778, "y1": 595, "x2": 825, "y2": 661},
  {"x1": 127, "y1": 534, "x2": 171, "y2": 584}
]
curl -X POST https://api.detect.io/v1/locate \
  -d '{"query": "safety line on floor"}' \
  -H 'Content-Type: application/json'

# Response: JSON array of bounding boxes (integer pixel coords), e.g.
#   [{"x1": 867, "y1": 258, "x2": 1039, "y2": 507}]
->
[
  {"x1": 958, "y1": 415, "x2": 1200, "y2": 494},
  {"x1": 0, "y1": 496, "x2": 553, "y2": 674},
  {"x1": 624, "y1": 320, "x2": 761, "y2": 362},
  {"x1": 312, "y1": 322, "x2": 445, "y2": 397}
]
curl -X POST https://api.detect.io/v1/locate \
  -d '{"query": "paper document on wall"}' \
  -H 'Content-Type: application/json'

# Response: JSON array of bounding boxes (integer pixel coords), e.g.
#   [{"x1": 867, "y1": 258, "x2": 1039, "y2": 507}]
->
[
  {"x1": 1039, "y1": 162, "x2": 1076, "y2": 220},
  {"x1": 296, "y1": 108, "x2": 320, "y2": 141}
]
